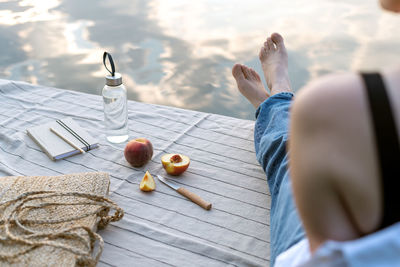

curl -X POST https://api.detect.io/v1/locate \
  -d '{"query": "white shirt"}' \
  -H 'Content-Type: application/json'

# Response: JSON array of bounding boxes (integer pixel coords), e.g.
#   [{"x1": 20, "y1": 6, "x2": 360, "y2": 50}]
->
[{"x1": 275, "y1": 222, "x2": 400, "y2": 267}]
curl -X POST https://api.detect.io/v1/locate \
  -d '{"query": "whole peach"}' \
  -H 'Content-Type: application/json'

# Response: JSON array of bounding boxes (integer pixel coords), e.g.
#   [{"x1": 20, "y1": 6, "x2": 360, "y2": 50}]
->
[{"x1": 124, "y1": 138, "x2": 153, "y2": 167}]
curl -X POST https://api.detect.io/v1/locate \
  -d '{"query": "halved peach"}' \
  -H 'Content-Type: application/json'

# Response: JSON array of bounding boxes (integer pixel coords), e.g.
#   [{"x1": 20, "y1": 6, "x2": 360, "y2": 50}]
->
[
  {"x1": 140, "y1": 171, "x2": 156, "y2": 191},
  {"x1": 161, "y1": 154, "x2": 190, "y2": 176}
]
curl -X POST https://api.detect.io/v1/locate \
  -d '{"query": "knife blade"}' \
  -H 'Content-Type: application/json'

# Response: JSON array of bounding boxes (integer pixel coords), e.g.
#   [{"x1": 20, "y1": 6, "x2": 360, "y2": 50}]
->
[{"x1": 157, "y1": 175, "x2": 212, "y2": 210}]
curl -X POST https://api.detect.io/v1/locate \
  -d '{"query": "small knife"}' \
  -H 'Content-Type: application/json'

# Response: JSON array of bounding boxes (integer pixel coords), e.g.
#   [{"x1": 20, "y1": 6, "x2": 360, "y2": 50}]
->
[{"x1": 157, "y1": 175, "x2": 212, "y2": 210}]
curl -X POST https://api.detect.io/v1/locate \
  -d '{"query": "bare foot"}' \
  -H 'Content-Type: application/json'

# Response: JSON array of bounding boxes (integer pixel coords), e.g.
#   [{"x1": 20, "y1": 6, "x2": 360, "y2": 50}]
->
[
  {"x1": 259, "y1": 33, "x2": 292, "y2": 95},
  {"x1": 232, "y1": 64, "x2": 269, "y2": 108}
]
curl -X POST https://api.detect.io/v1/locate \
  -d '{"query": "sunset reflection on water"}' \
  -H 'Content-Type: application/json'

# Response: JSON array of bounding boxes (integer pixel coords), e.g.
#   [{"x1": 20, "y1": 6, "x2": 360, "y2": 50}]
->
[{"x1": 0, "y1": 0, "x2": 400, "y2": 119}]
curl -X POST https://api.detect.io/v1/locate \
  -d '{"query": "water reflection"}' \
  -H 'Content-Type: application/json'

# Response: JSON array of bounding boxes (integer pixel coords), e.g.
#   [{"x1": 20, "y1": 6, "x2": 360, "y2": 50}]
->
[{"x1": 0, "y1": 0, "x2": 399, "y2": 119}]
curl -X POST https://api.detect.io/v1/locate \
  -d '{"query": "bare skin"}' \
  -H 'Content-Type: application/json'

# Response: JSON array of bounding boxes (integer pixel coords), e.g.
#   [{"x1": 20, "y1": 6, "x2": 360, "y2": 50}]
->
[
  {"x1": 231, "y1": 64, "x2": 269, "y2": 108},
  {"x1": 381, "y1": 0, "x2": 400, "y2": 11},
  {"x1": 290, "y1": 65, "x2": 400, "y2": 252},
  {"x1": 259, "y1": 33, "x2": 292, "y2": 95},
  {"x1": 232, "y1": 33, "x2": 292, "y2": 108},
  {"x1": 290, "y1": 73, "x2": 382, "y2": 252}
]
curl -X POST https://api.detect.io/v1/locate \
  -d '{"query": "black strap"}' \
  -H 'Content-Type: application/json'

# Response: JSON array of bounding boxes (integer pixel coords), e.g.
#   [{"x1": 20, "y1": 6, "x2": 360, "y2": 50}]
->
[
  {"x1": 103, "y1": 52, "x2": 115, "y2": 76},
  {"x1": 56, "y1": 120, "x2": 90, "y2": 151},
  {"x1": 361, "y1": 73, "x2": 400, "y2": 229}
]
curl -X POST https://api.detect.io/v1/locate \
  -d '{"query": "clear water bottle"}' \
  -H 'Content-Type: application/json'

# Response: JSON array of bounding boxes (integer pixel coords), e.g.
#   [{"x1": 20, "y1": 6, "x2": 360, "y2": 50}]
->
[{"x1": 102, "y1": 52, "x2": 129, "y2": 143}]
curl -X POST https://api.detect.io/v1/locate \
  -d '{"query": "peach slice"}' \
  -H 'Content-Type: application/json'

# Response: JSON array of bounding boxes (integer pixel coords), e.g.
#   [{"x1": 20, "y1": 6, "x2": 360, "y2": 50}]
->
[
  {"x1": 140, "y1": 171, "x2": 156, "y2": 191},
  {"x1": 161, "y1": 154, "x2": 190, "y2": 176}
]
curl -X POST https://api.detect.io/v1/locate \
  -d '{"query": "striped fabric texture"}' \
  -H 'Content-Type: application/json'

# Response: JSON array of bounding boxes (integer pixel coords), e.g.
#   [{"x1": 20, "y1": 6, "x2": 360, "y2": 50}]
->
[{"x1": 0, "y1": 79, "x2": 270, "y2": 267}]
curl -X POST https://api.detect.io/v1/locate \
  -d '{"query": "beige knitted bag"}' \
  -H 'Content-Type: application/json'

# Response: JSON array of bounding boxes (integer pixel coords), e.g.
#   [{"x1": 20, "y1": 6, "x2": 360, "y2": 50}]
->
[{"x1": 0, "y1": 172, "x2": 124, "y2": 266}]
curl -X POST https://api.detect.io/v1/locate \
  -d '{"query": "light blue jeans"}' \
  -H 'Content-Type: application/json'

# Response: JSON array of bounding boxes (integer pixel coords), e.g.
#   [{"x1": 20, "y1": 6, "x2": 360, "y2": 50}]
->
[{"x1": 254, "y1": 92, "x2": 305, "y2": 266}]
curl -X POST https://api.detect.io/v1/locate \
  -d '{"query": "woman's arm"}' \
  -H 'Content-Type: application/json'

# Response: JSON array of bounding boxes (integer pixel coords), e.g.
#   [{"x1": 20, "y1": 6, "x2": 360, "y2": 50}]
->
[{"x1": 289, "y1": 73, "x2": 382, "y2": 252}]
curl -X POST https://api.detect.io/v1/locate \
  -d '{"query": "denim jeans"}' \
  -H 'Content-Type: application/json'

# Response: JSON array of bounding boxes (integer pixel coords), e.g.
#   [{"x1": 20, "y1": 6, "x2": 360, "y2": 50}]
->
[{"x1": 254, "y1": 92, "x2": 305, "y2": 266}]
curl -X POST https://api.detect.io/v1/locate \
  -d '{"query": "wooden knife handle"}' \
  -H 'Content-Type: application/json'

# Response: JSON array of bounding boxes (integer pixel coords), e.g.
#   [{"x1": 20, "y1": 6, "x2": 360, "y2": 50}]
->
[{"x1": 177, "y1": 187, "x2": 212, "y2": 210}]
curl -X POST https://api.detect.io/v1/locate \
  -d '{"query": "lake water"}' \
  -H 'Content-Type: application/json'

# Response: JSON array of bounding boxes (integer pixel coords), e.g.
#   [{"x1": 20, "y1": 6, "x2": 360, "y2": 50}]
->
[{"x1": 1, "y1": 0, "x2": 400, "y2": 120}]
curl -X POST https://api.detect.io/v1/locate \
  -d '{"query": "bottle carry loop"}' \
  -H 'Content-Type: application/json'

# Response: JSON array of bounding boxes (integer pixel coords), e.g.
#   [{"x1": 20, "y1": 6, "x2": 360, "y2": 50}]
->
[{"x1": 103, "y1": 52, "x2": 116, "y2": 76}]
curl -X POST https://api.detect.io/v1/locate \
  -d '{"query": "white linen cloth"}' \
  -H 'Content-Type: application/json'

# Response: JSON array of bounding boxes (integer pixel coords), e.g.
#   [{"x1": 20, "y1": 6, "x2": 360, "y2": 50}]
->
[{"x1": 0, "y1": 79, "x2": 270, "y2": 266}]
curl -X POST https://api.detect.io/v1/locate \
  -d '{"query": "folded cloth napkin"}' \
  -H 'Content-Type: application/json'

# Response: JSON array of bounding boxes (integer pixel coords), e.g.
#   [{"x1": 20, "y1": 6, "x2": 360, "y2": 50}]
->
[{"x1": 0, "y1": 172, "x2": 123, "y2": 267}]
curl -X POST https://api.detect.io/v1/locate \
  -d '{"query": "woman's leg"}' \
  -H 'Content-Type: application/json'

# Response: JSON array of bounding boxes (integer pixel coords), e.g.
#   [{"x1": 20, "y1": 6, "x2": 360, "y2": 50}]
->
[
  {"x1": 255, "y1": 92, "x2": 305, "y2": 265},
  {"x1": 232, "y1": 33, "x2": 305, "y2": 266}
]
